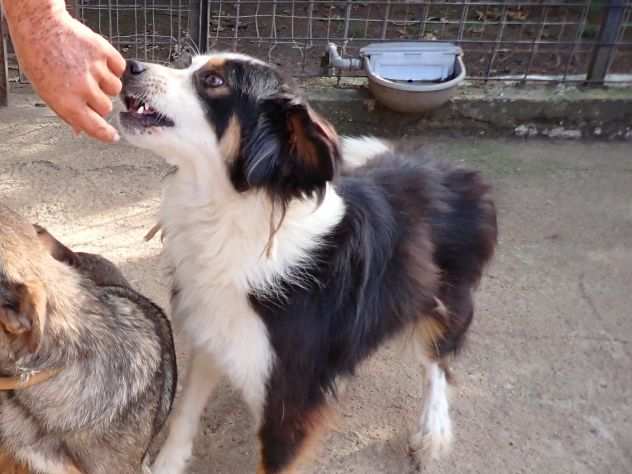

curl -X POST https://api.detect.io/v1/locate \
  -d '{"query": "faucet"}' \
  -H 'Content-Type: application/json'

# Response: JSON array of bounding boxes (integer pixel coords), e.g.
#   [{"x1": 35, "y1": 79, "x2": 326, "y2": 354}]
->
[{"x1": 321, "y1": 43, "x2": 362, "y2": 74}]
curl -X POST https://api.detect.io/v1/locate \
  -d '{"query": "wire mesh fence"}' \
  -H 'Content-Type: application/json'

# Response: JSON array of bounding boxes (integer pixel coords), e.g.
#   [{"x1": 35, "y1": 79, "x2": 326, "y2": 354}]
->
[
  {"x1": 75, "y1": 1, "x2": 192, "y2": 65},
  {"x1": 3, "y1": 1, "x2": 632, "y2": 85},
  {"x1": 73, "y1": 0, "x2": 632, "y2": 82}
]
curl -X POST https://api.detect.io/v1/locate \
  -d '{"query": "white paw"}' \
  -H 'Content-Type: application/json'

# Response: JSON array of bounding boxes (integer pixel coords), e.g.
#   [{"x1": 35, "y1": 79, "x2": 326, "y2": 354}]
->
[
  {"x1": 409, "y1": 406, "x2": 453, "y2": 460},
  {"x1": 151, "y1": 445, "x2": 192, "y2": 474},
  {"x1": 409, "y1": 426, "x2": 453, "y2": 461}
]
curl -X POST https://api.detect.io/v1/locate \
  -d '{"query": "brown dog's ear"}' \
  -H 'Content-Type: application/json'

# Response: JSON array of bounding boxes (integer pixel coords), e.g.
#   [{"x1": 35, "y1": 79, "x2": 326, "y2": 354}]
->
[
  {"x1": 33, "y1": 225, "x2": 80, "y2": 268},
  {"x1": 242, "y1": 95, "x2": 340, "y2": 201},
  {"x1": 0, "y1": 282, "x2": 46, "y2": 352}
]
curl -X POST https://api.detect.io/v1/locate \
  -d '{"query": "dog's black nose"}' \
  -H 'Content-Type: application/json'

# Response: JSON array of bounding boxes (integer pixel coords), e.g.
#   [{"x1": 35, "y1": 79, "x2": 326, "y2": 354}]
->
[{"x1": 126, "y1": 60, "x2": 146, "y2": 76}]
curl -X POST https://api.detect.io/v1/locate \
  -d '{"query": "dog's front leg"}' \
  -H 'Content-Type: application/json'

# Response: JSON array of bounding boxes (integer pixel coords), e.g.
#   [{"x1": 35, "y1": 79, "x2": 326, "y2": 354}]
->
[{"x1": 152, "y1": 349, "x2": 221, "y2": 474}]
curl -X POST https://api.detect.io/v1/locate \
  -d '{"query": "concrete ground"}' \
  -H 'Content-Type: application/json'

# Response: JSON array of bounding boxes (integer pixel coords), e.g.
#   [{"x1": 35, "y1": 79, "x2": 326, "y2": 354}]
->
[{"x1": 1, "y1": 91, "x2": 631, "y2": 474}]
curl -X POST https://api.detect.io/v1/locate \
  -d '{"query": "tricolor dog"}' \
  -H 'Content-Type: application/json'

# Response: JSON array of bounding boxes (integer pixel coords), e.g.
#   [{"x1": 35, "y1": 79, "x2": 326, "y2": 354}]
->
[{"x1": 119, "y1": 52, "x2": 497, "y2": 474}]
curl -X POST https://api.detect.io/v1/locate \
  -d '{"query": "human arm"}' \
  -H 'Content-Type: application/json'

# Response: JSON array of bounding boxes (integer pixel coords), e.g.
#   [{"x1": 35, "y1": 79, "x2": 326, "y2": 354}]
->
[{"x1": 3, "y1": 0, "x2": 125, "y2": 142}]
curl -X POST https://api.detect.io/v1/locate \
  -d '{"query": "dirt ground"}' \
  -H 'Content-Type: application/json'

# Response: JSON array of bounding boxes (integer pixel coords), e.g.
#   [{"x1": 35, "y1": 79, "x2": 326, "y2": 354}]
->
[{"x1": 1, "y1": 89, "x2": 631, "y2": 474}]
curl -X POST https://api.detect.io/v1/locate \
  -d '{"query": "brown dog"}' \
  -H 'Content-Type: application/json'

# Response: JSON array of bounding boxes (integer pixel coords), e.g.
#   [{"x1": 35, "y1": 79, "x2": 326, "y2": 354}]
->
[
  {"x1": 0, "y1": 224, "x2": 133, "y2": 474},
  {"x1": 0, "y1": 205, "x2": 177, "y2": 474}
]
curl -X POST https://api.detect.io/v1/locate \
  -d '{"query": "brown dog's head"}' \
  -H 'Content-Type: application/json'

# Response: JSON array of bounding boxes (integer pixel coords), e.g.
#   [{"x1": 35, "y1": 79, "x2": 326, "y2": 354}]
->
[{"x1": 0, "y1": 206, "x2": 51, "y2": 356}]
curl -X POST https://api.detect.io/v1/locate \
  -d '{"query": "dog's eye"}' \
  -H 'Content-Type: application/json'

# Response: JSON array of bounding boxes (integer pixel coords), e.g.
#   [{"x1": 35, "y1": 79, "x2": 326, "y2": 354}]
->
[
  {"x1": 1, "y1": 302, "x2": 17, "y2": 312},
  {"x1": 204, "y1": 73, "x2": 225, "y2": 88}
]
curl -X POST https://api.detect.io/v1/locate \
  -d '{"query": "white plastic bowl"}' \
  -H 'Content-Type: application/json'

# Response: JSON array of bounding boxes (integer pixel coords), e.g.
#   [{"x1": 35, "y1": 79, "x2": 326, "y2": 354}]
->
[{"x1": 361, "y1": 42, "x2": 466, "y2": 114}]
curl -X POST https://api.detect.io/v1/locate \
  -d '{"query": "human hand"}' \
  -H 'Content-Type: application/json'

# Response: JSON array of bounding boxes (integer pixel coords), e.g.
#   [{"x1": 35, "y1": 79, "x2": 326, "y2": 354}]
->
[{"x1": 6, "y1": 7, "x2": 125, "y2": 142}]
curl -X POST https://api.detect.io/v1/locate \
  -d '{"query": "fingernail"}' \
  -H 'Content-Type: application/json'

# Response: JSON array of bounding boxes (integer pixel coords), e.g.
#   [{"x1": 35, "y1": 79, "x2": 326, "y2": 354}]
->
[{"x1": 112, "y1": 131, "x2": 120, "y2": 142}]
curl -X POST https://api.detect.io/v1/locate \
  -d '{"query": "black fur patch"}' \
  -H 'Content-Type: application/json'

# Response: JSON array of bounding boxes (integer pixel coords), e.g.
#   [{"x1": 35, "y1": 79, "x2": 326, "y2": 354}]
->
[
  {"x1": 251, "y1": 154, "x2": 497, "y2": 472},
  {"x1": 193, "y1": 59, "x2": 339, "y2": 203}
]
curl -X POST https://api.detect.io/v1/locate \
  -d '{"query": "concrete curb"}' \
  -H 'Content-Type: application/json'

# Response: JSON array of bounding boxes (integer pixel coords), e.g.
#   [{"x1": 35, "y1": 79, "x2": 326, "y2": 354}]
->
[{"x1": 300, "y1": 78, "x2": 632, "y2": 140}]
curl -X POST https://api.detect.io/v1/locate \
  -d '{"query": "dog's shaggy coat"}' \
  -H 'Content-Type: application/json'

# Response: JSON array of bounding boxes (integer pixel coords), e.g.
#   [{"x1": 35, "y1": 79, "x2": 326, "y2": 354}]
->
[
  {"x1": 0, "y1": 206, "x2": 177, "y2": 474},
  {"x1": 119, "y1": 53, "x2": 497, "y2": 474}
]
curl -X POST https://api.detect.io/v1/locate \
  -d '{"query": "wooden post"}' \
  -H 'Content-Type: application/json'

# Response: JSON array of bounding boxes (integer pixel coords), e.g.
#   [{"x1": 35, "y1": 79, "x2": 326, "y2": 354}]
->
[{"x1": 1, "y1": 6, "x2": 9, "y2": 107}]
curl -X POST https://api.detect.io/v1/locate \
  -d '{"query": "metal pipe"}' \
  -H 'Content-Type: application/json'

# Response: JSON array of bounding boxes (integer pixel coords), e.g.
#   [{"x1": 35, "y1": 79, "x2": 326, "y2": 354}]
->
[{"x1": 326, "y1": 43, "x2": 362, "y2": 71}]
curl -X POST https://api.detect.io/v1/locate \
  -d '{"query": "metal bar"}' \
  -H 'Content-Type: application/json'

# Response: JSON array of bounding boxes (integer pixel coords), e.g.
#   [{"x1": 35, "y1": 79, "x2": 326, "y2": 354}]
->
[
  {"x1": 234, "y1": 0, "x2": 241, "y2": 50},
  {"x1": 189, "y1": 0, "x2": 200, "y2": 51},
  {"x1": 200, "y1": 0, "x2": 209, "y2": 52},
  {"x1": 343, "y1": 0, "x2": 352, "y2": 40},
  {"x1": 381, "y1": 0, "x2": 391, "y2": 40},
  {"x1": 115, "y1": 0, "x2": 121, "y2": 53},
  {"x1": 290, "y1": 0, "x2": 295, "y2": 41},
  {"x1": 587, "y1": 0, "x2": 626, "y2": 85},
  {"x1": 270, "y1": 0, "x2": 277, "y2": 39},
  {"x1": 134, "y1": 0, "x2": 139, "y2": 60},
  {"x1": 417, "y1": 3, "x2": 430, "y2": 39},
  {"x1": 152, "y1": 0, "x2": 156, "y2": 61},
  {"x1": 306, "y1": 0, "x2": 314, "y2": 46},
  {"x1": 562, "y1": 0, "x2": 590, "y2": 82},
  {"x1": 107, "y1": 0, "x2": 113, "y2": 44},
  {"x1": 70, "y1": 1, "x2": 614, "y2": 7},
  {"x1": 167, "y1": 36, "x2": 629, "y2": 47},
  {"x1": 457, "y1": 0, "x2": 470, "y2": 41},
  {"x1": 190, "y1": 0, "x2": 210, "y2": 53},
  {"x1": 523, "y1": 5, "x2": 550, "y2": 82},
  {"x1": 485, "y1": 3, "x2": 508, "y2": 79},
  {"x1": 144, "y1": 0, "x2": 148, "y2": 60},
  {"x1": 0, "y1": 9, "x2": 8, "y2": 107}
]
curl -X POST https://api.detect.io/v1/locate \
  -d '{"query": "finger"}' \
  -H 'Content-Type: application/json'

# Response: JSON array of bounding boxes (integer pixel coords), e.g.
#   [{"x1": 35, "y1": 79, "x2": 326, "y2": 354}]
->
[
  {"x1": 86, "y1": 84, "x2": 113, "y2": 118},
  {"x1": 101, "y1": 39, "x2": 126, "y2": 77},
  {"x1": 98, "y1": 67, "x2": 123, "y2": 97},
  {"x1": 71, "y1": 106, "x2": 120, "y2": 143},
  {"x1": 44, "y1": 100, "x2": 83, "y2": 137}
]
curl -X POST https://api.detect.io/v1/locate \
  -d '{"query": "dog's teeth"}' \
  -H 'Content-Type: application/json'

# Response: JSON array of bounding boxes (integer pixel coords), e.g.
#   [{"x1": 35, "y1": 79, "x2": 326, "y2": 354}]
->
[{"x1": 137, "y1": 104, "x2": 145, "y2": 114}]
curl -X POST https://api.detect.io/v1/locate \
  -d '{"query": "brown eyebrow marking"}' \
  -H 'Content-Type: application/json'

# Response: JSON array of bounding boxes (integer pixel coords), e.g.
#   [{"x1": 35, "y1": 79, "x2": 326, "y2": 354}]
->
[
  {"x1": 205, "y1": 56, "x2": 227, "y2": 69},
  {"x1": 197, "y1": 57, "x2": 232, "y2": 96}
]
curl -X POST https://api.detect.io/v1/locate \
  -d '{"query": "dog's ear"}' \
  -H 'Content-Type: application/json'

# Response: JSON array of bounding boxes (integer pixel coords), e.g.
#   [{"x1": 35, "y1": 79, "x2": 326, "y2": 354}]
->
[
  {"x1": 0, "y1": 282, "x2": 46, "y2": 352},
  {"x1": 33, "y1": 225, "x2": 80, "y2": 268},
  {"x1": 242, "y1": 95, "x2": 340, "y2": 200}
]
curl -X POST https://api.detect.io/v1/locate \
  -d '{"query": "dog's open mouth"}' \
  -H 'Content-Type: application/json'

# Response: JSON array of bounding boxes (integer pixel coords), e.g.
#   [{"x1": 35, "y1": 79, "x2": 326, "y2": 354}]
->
[{"x1": 120, "y1": 95, "x2": 174, "y2": 129}]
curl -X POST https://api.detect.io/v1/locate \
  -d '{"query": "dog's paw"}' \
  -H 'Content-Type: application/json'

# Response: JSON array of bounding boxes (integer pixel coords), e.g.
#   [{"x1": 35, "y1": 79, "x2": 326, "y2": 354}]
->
[
  {"x1": 409, "y1": 408, "x2": 453, "y2": 461},
  {"x1": 409, "y1": 428, "x2": 453, "y2": 462}
]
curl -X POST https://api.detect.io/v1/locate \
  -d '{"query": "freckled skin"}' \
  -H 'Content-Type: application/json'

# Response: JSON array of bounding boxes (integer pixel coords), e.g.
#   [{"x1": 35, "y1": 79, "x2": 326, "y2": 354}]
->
[{"x1": 3, "y1": 0, "x2": 126, "y2": 143}]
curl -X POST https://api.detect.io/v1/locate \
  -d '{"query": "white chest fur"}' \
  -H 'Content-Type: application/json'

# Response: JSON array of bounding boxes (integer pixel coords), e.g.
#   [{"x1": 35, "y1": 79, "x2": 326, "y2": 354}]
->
[{"x1": 160, "y1": 171, "x2": 345, "y2": 414}]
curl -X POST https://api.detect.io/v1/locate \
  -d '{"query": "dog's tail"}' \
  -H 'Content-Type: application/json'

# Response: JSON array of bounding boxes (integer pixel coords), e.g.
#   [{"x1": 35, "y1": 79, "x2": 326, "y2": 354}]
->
[{"x1": 433, "y1": 168, "x2": 498, "y2": 288}]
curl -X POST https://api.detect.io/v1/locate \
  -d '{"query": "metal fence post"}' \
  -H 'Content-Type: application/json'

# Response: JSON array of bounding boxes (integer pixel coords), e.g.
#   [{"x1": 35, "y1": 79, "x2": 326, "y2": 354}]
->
[
  {"x1": 586, "y1": 0, "x2": 626, "y2": 85},
  {"x1": 0, "y1": 6, "x2": 8, "y2": 107},
  {"x1": 189, "y1": 0, "x2": 210, "y2": 54}
]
